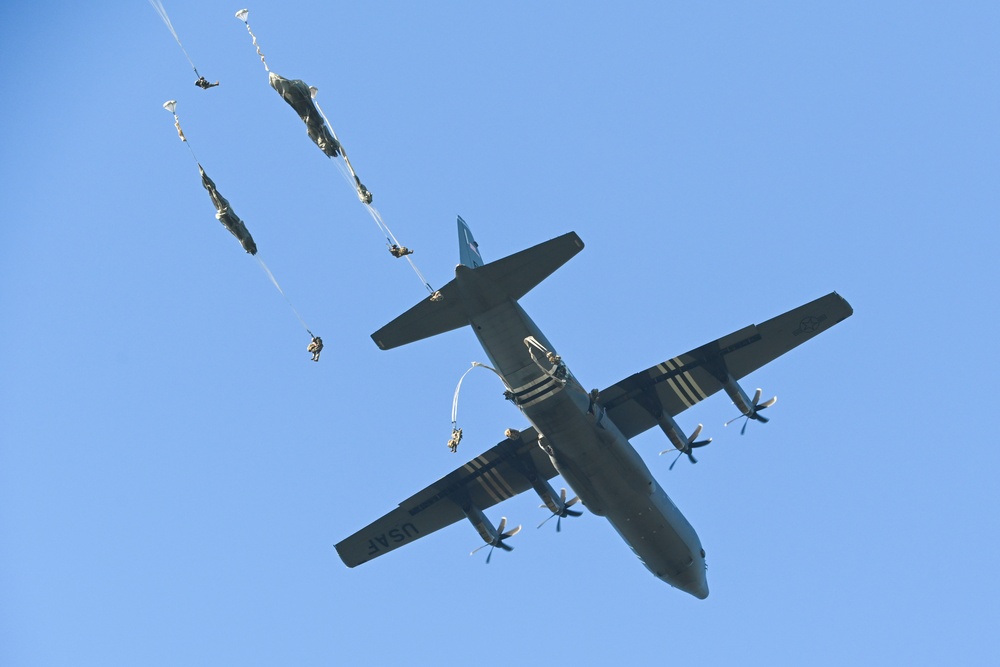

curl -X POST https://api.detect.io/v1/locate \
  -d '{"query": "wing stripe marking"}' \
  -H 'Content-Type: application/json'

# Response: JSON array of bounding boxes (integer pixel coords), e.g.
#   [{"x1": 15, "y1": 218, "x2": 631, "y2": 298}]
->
[
  {"x1": 468, "y1": 458, "x2": 504, "y2": 504},
  {"x1": 662, "y1": 359, "x2": 698, "y2": 407},
  {"x1": 484, "y1": 468, "x2": 516, "y2": 499},
  {"x1": 683, "y1": 370, "x2": 708, "y2": 400},
  {"x1": 665, "y1": 377, "x2": 694, "y2": 408},
  {"x1": 473, "y1": 456, "x2": 516, "y2": 503},
  {"x1": 664, "y1": 358, "x2": 708, "y2": 406}
]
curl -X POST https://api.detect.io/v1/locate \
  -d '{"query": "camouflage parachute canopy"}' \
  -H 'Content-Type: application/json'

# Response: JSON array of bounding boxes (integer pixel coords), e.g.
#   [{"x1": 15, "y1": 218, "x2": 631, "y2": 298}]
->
[
  {"x1": 199, "y1": 166, "x2": 258, "y2": 255},
  {"x1": 268, "y1": 72, "x2": 342, "y2": 158}
]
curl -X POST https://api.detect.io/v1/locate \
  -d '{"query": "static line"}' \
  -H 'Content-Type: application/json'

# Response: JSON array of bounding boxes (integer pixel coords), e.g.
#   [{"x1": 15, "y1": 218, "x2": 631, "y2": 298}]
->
[
  {"x1": 149, "y1": 0, "x2": 199, "y2": 75},
  {"x1": 451, "y1": 361, "x2": 507, "y2": 426},
  {"x1": 256, "y1": 256, "x2": 313, "y2": 337}
]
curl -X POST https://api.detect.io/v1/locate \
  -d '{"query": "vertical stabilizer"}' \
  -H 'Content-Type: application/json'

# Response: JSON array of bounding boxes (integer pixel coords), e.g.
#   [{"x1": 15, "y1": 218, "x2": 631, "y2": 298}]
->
[{"x1": 458, "y1": 216, "x2": 484, "y2": 268}]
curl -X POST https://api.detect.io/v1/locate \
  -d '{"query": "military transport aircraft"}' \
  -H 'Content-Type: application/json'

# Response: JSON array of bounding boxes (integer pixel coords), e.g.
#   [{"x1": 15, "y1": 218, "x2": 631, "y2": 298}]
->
[{"x1": 336, "y1": 218, "x2": 852, "y2": 599}]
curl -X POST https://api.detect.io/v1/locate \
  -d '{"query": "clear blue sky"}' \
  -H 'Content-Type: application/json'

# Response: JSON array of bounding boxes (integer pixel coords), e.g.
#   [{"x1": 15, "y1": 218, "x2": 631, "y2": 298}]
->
[{"x1": 2, "y1": 2, "x2": 998, "y2": 665}]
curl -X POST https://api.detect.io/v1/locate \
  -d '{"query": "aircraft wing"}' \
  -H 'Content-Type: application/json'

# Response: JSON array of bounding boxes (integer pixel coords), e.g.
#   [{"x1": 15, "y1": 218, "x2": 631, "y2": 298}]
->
[
  {"x1": 335, "y1": 428, "x2": 557, "y2": 567},
  {"x1": 598, "y1": 292, "x2": 853, "y2": 440}
]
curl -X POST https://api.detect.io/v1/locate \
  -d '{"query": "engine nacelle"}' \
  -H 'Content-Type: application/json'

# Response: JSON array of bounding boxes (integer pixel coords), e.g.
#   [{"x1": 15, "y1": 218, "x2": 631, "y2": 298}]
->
[
  {"x1": 656, "y1": 412, "x2": 696, "y2": 452},
  {"x1": 721, "y1": 374, "x2": 755, "y2": 415},
  {"x1": 461, "y1": 503, "x2": 502, "y2": 545},
  {"x1": 462, "y1": 503, "x2": 520, "y2": 562},
  {"x1": 721, "y1": 374, "x2": 777, "y2": 430}
]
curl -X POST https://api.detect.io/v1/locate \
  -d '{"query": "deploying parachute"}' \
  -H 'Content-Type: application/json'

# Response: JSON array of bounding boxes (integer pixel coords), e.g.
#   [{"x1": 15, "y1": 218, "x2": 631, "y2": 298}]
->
[
  {"x1": 162, "y1": 100, "x2": 321, "y2": 360},
  {"x1": 199, "y1": 165, "x2": 257, "y2": 255},
  {"x1": 234, "y1": 8, "x2": 436, "y2": 297},
  {"x1": 162, "y1": 101, "x2": 255, "y2": 254},
  {"x1": 268, "y1": 73, "x2": 341, "y2": 158}
]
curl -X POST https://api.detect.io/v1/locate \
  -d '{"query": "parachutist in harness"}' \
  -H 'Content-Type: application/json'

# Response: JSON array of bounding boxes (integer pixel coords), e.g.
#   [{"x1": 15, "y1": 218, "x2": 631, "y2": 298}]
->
[
  {"x1": 389, "y1": 244, "x2": 413, "y2": 258},
  {"x1": 307, "y1": 336, "x2": 324, "y2": 361},
  {"x1": 587, "y1": 388, "x2": 600, "y2": 415},
  {"x1": 447, "y1": 428, "x2": 463, "y2": 453},
  {"x1": 194, "y1": 76, "x2": 219, "y2": 89},
  {"x1": 547, "y1": 352, "x2": 568, "y2": 381}
]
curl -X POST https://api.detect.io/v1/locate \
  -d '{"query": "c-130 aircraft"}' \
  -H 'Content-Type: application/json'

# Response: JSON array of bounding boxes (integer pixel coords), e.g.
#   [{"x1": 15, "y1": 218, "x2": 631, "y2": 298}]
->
[{"x1": 336, "y1": 217, "x2": 852, "y2": 599}]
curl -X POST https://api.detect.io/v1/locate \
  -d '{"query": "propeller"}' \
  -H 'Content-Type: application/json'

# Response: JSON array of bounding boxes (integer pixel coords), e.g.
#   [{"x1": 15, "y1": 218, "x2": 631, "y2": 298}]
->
[
  {"x1": 470, "y1": 517, "x2": 522, "y2": 564},
  {"x1": 659, "y1": 423, "x2": 713, "y2": 470},
  {"x1": 725, "y1": 388, "x2": 777, "y2": 435},
  {"x1": 537, "y1": 488, "x2": 583, "y2": 532}
]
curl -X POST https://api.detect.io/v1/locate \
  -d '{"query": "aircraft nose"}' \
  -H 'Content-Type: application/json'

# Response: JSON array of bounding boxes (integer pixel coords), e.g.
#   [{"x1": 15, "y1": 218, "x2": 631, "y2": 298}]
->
[{"x1": 677, "y1": 561, "x2": 709, "y2": 599}]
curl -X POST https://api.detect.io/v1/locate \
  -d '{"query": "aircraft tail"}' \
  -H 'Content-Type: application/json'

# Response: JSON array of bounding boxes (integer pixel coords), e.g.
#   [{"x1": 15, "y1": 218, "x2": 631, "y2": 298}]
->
[
  {"x1": 371, "y1": 218, "x2": 583, "y2": 350},
  {"x1": 457, "y1": 216, "x2": 484, "y2": 269}
]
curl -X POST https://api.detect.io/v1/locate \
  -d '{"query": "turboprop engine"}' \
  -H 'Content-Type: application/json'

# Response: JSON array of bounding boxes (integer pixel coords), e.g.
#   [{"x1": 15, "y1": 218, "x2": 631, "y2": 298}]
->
[
  {"x1": 462, "y1": 504, "x2": 521, "y2": 564},
  {"x1": 721, "y1": 375, "x2": 777, "y2": 435}
]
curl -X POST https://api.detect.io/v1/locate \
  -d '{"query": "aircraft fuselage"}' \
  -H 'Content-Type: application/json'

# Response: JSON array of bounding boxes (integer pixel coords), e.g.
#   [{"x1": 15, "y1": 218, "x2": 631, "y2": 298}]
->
[{"x1": 456, "y1": 265, "x2": 709, "y2": 598}]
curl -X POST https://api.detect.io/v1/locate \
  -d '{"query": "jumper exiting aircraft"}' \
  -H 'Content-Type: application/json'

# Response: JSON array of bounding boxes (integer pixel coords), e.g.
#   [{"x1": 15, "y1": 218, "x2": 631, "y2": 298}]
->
[{"x1": 336, "y1": 218, "x2": 852, "y2": 598}]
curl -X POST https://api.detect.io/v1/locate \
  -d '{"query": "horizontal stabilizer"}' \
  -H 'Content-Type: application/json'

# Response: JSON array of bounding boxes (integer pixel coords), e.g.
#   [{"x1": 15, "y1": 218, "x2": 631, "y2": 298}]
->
[
  {"x1": 473, "y1": 231, "x2": 583, "y2": 303},
  {"x1": 371, "y1": 282, "x2": 468, "y2": 350},
  {"x1": 372, "y1": 232, "x2": 584, "y2": 350}
]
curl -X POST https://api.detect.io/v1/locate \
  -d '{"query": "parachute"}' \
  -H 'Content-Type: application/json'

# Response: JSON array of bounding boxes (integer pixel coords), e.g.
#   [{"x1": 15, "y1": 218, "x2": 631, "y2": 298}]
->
[
  {"x1": 199, "y1": 166, "x2": 257, "y2": 255},
  {"x1": 234, "y1": 8, "x2": 437, "y2": 297},
  {"x1": 268, "y1": 73, "x2": 342, "y2": 158},
  {"x1": 162, "y1": 100, "x2": 320, "y2": 359},
  {"x1": 162, "y1": 101, "x2": 254, "y2": 254}
]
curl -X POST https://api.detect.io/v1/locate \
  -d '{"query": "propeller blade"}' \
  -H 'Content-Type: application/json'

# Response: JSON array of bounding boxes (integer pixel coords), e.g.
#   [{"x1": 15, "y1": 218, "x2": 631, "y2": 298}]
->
[
  {"x1": 498, "y1": 542, "x2": 514, "y2": 552},
  {"x1": 537, "y1": 513, "x2": 556, "y2": 529},
  {"x1": 497, "y1": 517, "x2": 507, "y2": 534},
  {"x1": 689, "y1": 423, "x2": 704, "y2": 442},
  {"x1": 556, "y1": 515, "x2": 562, "y2": 532},
  {"x1": 669, "y1": 450, "x2": 684, "y2": 470},
  {"x1": 486, "y1": 545, "x2": 496, "y2": 564},
  {"x1": 691, "y1": 438, "x2": 712, "y2": 449},
  {"x1": 724, "y1": 414, "x2": 744, "y2": 427},
  {"x1": 564, "y1": 508, "x2": 583, "y2": 517},
  {"x1": 503, "y1": 524, "x2": 522, "y2": 539},
  {"x1": 686, "y1": 450, "x2": 698, "y2": 465},
  {"x1": 741, "y1": 417, "x2": 749, "y2": 435},
  {"x1": 565, "y1": 495, "x2": 580, "y2": 508},
  {"x1": 752, "y1": 388, "x2": 763, "y2": 406},
  {"x1": 760, "y1": 395, "x2": 778, "y2": 409}
]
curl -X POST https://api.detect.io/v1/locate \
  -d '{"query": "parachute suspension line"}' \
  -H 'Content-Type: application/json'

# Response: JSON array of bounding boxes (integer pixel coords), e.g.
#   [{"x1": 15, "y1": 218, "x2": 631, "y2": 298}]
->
[
  {"x1": 235, "y1": 15, "x2": 434, "y2": 299},
  {"x1": 162, "y1": 100, "x2": 200, "y2": 164},
  {"x1": 332, "y1": 158, "x2": 361, "y2": 196},
  {"x1": 256, "y1": 256, "x2": 314, "y2": 337},
  {"x1": 366, "y1": 205, "x2": 435, "y2": 294},
  {"x1": 149, "y1": 0, "x2": 199, "y2": 75},
  {"x1": 312, "y1": 89, "x2": 436, "y2": 295},
  {"x1": 448, "y1": 362, "x2": 509, "y2": 453},
  {"x1": 313, "y1": 96, "x2": 371, "y2": 203},
  {"x1": 162, "y1": 98, "x2": 319, "y2": 357},
  {"x1": 234, "y1": 9, "x2": 270, "y2": 73}
]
